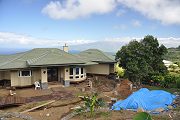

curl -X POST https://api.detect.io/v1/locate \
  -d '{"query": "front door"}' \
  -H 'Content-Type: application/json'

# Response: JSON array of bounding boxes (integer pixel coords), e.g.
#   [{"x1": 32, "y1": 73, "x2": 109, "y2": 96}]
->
[{"x1": 47, "y1": 67, "x2": 58, "y2": 82}]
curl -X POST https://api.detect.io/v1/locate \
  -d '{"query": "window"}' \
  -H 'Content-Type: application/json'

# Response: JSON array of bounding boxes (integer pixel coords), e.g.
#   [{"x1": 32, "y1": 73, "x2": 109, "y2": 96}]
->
[
  {"x1": 81, "y1": 68, "x2": 83, "y2": 74},
  {"x1": 69, "y1": 67, "x2": 85, "y2": 80},
  {"x1": 19, "y1": 70, "x2": 32, "y2": 77},
  {"x1": 70, "y1": 67, "x2": 73, "y2": 75},
  {"x1": 76, "y1": 67, "x2": 79, "y2": 75}
]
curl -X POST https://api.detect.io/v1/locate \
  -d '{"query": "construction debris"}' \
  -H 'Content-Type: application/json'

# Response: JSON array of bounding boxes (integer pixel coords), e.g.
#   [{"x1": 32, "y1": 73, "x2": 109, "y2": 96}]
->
[
  {"x1": 112, "y1": 88, "x2": 176, "y2": 111},
  {"x1": 0, "y1": 96, "x2": 26, "y2": 107},
  {"x1": 20, "y1": 100, "x2": 55, "y2": 113}
]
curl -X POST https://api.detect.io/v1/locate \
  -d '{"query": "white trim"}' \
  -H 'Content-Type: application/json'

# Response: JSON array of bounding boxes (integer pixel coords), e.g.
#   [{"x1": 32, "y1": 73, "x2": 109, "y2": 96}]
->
[
  {"x1": 19, "y1": 70, "x2": 32, "y2": 77},
  {"x1": 69, "y1": 67, "x2": 85, "y2": 80}
]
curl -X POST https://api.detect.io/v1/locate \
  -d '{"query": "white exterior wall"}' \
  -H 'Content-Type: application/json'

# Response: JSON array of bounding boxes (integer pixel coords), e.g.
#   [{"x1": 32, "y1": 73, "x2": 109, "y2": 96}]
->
[
  {"x1": 32, "y1": 69, "x2": 41, "y2": 83},
  {"x1": 41, "y1": 68, "x2": 47, "y2": 83},
  {"x1": 62, "y1": 66, "x2": 86, "y2": 82},
  {"x1": 0, "y1": 71, "x2": 10, "y2": 80},
  {"x1": 109, "y1": 64, "x2": 115, "y2": 73},
  {"x1": 3, "y1": 65, "x2": 89, "y2": 87},
  {"x1": 64, "y1": 67, "x2": 69, "y2": 80},
  {"x1": 86, "y1": 64, "x2": 111, "y2": 75},
  {"x1": 10, "y1": 68, "x2": 41, "y2": 87},
  {"x1": 11, "y1": 70, "x2": 32, "y2": 86}
]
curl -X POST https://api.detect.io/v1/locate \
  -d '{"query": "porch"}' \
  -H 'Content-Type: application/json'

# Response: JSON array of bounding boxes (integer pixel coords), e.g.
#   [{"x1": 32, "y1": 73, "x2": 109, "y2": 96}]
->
[{"x1": 0, "y1": 66, "x2": 87, "y2": 88}]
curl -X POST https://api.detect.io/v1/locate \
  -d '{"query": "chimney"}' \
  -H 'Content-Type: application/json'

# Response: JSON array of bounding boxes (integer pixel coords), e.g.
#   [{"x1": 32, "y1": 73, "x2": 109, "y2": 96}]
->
[{"x1": 63, "y1": 43, "x2": 69, "y2": 52}]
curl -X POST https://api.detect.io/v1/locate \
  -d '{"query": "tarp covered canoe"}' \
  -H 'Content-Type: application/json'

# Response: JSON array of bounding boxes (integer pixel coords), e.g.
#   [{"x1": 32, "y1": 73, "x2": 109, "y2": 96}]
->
[{"x1": 112, "y1": 88, "x2": 176, "y2": 111}]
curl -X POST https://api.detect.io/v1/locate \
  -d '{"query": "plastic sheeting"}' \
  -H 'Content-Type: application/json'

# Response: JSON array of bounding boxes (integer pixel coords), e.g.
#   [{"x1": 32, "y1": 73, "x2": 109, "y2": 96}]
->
[{"x1": 112, "y1": 88, "x2": 176, "y2": 111}]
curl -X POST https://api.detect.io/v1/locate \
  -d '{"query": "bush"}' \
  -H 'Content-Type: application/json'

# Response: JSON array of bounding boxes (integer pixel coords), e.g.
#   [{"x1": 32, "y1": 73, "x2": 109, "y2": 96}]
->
[
  {"x1": 80, "y1": 93, "x2": 105, "y2": 117},
  {"x1": 152, "y1": 74, "x2": 176, "y2": 88},
  {"x1": 151, "y1": 75, "x2": 164, "y2": 86},
  {"x1": 115, "y1": 63, "x2": 125, "y2": 77},
  {"x1": 164, "y1": 74, "x2": 176, "y2": 88},
  {"x1": 176, "y1": 76, "x2": 180, "y2": 88},
  {"x1": 133, "y1": 112, "x2": 152, "y2": 120}
]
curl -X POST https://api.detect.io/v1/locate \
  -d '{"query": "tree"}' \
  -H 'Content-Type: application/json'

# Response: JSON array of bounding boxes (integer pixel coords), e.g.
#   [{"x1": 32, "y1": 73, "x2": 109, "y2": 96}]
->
[
  {"x1": 116, "y1": 35, "x2": 168, "y2": 84},
  {"x1": 178, "y1": 45, "x2": 180, "y2": 49}
]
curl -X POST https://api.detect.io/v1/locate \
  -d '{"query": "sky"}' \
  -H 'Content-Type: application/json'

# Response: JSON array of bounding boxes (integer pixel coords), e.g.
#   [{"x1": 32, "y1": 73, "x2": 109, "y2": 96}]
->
[{"x1": 0, "y1": 0, "x2": 180, "y2": 52}]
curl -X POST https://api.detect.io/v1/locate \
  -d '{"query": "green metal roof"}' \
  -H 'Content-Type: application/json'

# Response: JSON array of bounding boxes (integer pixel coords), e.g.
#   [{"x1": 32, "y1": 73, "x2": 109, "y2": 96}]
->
[
  {"x1": 77, "y1": 49, "x2": 116, "y2": 63},
  {"x1": 0, "y1": 48, "x2": 86, "y2": 69},
  {"x1": 0, "y1": 48, "x2": 115, "y2": 70}
]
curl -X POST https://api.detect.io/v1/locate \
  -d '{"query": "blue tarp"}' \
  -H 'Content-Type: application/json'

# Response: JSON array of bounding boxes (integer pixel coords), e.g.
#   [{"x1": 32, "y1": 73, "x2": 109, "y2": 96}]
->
[{"x1": 112, "y1": 88, "x2": 176, "y2": 111}]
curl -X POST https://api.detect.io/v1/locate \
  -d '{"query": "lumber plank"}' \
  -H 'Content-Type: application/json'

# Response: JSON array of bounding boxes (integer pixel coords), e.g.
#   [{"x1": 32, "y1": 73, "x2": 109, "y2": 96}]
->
[{"x1": 20, "y1": 100, "x2": 55, "y2": 113}]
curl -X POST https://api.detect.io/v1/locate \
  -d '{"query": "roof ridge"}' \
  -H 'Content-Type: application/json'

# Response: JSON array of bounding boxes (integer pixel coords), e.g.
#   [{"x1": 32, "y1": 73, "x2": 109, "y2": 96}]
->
[
  {"x1": 55, "y1": 48, "x2": 87, "y2": 63},
  {"x1": 88, "y1": 49, "x2": 115, "y2": 61},
  {"x1": 99, "y1": 50, "x2": 115, "y2": 61}
]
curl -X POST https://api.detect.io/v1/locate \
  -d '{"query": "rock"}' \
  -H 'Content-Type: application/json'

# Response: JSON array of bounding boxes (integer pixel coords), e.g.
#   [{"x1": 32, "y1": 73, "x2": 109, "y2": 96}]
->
[
  {"x1": 155, "y1": 108, "x2": 165, "y2": 112},
  {"x1": 113, "y1": 90, "x2": 118, "y2": 96},
  {"x1": 46, "y1": 113, "x2": 50, "y2": 117}
]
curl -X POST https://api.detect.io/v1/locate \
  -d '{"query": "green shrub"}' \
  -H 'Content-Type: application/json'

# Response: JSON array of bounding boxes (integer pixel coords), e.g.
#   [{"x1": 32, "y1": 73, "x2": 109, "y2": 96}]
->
[
  {"x1": 133, "y1": 112, "x2": 152, "y2": 120},
  {"x1": 152, "y1": 75, "x2": 164, "y2": 85},
  {"x1": 152, "y1": 74, "x2": 177, "y2": 88},
  {"x1": 115, "y1": 63, "x2": 125, "y2": 77},
  {"x1": 163, "y1": 74, "x2": 176, "y2": 88},
  {"x1": 81, "y1": 93, "x2": 105, "y2": 117},
  {"x1": 176, "y1": 76, "x2": 180, "y2": 88}
]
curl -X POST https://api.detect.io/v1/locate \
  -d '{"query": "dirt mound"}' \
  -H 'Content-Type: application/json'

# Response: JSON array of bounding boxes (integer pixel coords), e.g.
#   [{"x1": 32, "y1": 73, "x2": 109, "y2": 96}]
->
[
  {"x1": 115, "y1": 79, "x2": 133, "y2": 99},
  {"x1": 91, "y1": 76, "x2": 117, "y2": 92}
]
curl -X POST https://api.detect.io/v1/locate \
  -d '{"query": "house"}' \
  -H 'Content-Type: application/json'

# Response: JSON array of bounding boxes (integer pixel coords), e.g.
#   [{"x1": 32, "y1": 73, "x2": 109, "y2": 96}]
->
[
  {"x1": 0, "y1": 46, "x2": 115, "y2": 88},
  {"x1": 163, "y1": 60, "x2": 178, "y2": 68},
  {"x1": 77, "y1": 49, "x2": 115, "y2": 75}
]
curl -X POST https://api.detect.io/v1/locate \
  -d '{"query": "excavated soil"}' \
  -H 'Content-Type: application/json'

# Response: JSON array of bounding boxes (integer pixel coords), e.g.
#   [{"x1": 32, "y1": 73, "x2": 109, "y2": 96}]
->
[
  {"x1": 115, "y1": 79, "x2": 133, "y2": 99},
  {"x1": 27, "y1": 90, "x2": 73, "y2": 103}
]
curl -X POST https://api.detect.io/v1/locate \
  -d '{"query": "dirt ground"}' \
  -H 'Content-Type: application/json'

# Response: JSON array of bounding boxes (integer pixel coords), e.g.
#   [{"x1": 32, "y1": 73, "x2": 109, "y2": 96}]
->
[{"x1": 0, "y1": 77, "x2": 179, "y2": 120}]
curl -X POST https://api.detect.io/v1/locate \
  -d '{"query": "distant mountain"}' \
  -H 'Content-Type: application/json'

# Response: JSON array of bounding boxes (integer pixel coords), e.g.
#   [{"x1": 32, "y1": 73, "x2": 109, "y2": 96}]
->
[
  {"x1": 165, "y1": 48, "x2": 180, "y2": 63},
  {"x1": 69, "y1": 50, "x2": 81, "y2": 54},
  {"x1": 0, "y1": 48, "x2": 30, "y2": 55},
  {"x1": 70, "y1": 40, "x2": 125, "y2": 52},
  {"x1": 0, "y1": 40, "x2": 124, "y2": 55}
]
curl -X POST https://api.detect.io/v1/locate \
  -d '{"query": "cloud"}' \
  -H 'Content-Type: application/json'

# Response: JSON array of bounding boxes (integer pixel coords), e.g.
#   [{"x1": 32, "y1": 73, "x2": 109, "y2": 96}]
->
[
  {"x1": 131, "y1": 20, "x2": 141, "y2": 27},
  {"x1": 158, "y1": 37, "x2": 180, "y2": 48},
  {"x1": 116, "y1": 9, "x2": 126, "y2": 17},
  {"x1": 106, "y1": 37, "x2": 180, "y2": 48},
  {"x1": 113, "y1": 24, "x2": 127, "y2": 30},
  {"x1": 41, "y1": 0, "x2": 180, "y2": 25},
  {"x1": 0, "y1": 32, "x2": 179, "y2": 51},
  {"x1": 71, "y1": 37, "x2": 180, "y2": 52},
  {"x1": 0, "y1": 32, "x2": 95, "y2": 48},
  {"x1": 42, "y1": 0, "x2": 116, "y2": 20},
  {"x1": 115, "y1": 37, "x2": 180, "y2": 50},
  {"x1": 117, "y1": 0, "x2": 180, "y2": 25}
]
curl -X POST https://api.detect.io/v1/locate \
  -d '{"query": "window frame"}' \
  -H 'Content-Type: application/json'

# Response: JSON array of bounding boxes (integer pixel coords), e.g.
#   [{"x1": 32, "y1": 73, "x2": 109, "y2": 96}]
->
[
  {"x1": 19, "y1": 70, "x2": 32, "y2": 77},
  {"x1": 69, "y1": 67, "x2": 73, "y2": 75},
  {"x1": 75, "y1": 67, "x2": 79, "y2": 75},
  {"x1": 69, "y1": 67, "x2": 85, "y2": 79}
]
